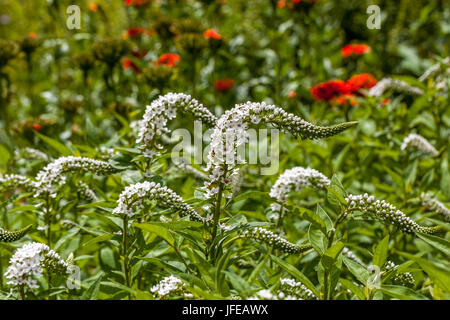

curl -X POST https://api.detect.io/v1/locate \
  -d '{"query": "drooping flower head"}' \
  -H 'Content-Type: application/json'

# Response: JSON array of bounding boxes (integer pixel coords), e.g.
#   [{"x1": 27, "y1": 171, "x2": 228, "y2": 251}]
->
[
  {"x1": 269, "y1": 166, "x2": 330, "y2": 211},
  {"x1": 204, "y1": 101, "x2": 356, "y2": 197},
  {"x1": 32, "y1": 156, "x2": 115, "y2": 198},
  {"x1": 345, "y1": 194, "x2": 440, "y2": 235},
  {"x1": 113, "y1": 181, "x2": 204, "y2": 222},
  {"x1": 368, "y1": 78, "x2": 424, "y2": 97},
  {"x1": 136, "y1": 93, "x2": 217, "y2": 159},
  {"x1": 401, "y1": 133, "x2": 438, "y2": 157}
]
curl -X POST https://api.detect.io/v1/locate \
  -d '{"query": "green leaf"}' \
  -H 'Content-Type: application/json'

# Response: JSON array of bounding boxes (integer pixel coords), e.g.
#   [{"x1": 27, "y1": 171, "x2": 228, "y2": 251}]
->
[
  {"x1": 0, "y1": 144, "x2": 10, "y2": 169},
  {"x1": 81, "y1": 272, "x2": 104, "y2": 300},
  {"x1": 295, "y1": 206, "x2": 327, "y2": 234},
  {"x1": 416, "y1": 233, "x2": 450, "y2": 256},
  {"x1": 327, "y1": 175, "x2": 347, "y2": 207},
  {"x1": 397, "y1": 251, "x2": 450, "y2": 293},
  {"x1": 133, "y1": 223, "x2": 174, "y2": 247},
  {"x1": 35, "y1": 131, "x2": 72, "y2": 156},
  {"x1": 308, "y1": 224, "x2": 327, "y2": 254},
  {"x1": 270, "y1": 254, "x2": 319, "y2": 297},
  {"x1": 379, "y1": 285, "x2": 429, "y2": 300},
  {"x1": 82, "y1": 233, "x2": 114, "y2": 248},
  {"x1": 321, "y1": 241, "x2": 344, "y2": 270},
  {"x1": 316, "y1": 205, "x2": 333, "y2": 232},
  {"x1": 339, "y1": 278, "x2": 365, "y2": 300},
  {"x1": 343, "y1": 256, "x2": 369, "y2": 285},
  {"x1": 373, "y1": 235, "x2": 390, "y2": 268}
]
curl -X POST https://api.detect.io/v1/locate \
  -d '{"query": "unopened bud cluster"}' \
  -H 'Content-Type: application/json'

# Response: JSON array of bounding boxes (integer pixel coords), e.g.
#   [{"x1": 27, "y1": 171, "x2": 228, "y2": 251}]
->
[
  {"x1": 0, "y1": 225, "x2": 32, "y2": 242},
  {"x1": 384, "y1": 261, "x2": 415, "y2": 288},
  {"x1": 342, "y1": 247, "x2": 366, "y2": 267},
  {"x1": 346, "y1": 194, "x2": 439, "y2": 234},
  {"x1": 280, "y1": 278, "x2": 318, "y2": 300},
  {"x1": 113, "y1": 181, "x2": 204, "y2": 222},
  {"x1": 242, "y1": 227, "x2": 312, "y2": 254}
]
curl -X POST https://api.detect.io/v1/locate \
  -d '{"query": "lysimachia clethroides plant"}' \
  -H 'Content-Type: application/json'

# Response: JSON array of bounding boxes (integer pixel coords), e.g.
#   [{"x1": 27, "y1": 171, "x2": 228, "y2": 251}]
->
[{"x1": 0, "y1": 91, "x2": 447, "y2": 300}]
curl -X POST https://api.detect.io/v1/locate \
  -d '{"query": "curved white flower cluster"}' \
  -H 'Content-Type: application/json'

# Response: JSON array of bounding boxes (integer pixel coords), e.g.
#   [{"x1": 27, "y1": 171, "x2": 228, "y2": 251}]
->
[
  {"x1": 368, "y1": 78, "x2": 424, "y2": 97},
  {"x1": 33, "y1": 156, "x2": 115, "y2": 197},
  {"x1": 4, "y1": 242, "x2": 69, "y2": 291},
  {"x1": 420, "y1": 192, "x2": 450, "y2": 222},
  {"x1": 280, "y1": 278, "x2": 318, "y2": 300},
  {"x1": 0, "y1": 174, "x2": 33, "y2": 191},
  {"x1": 401, "y1": 133, "x2": 438, "y2": 157},
  {"x1": 150, "y1": 275, "x2": 190, "y2": 298},
  {"x1": 175, "y1": 161, "x2": 209, "y2": 180},
  {"x1": 384, "y1": 261, "x2": 415, "y2": 288},
  {"x1": 204, "y1": 101, "x2": 356, "y2": 197},
  {"x1": 346, "y1": 194, "x2": 439, "y2": 234},
  {"x1": 98, "y1": 146, "x2": 118, "y2": 159},
  {"x1": 242, "y1": 227, "x2": 312, "y2": 254},
  {"x1": 269, "y1": 167, "x2": 330, "y2": 211},
  {"x1": 112, "y1": 181, "x2": 204, "y2": 222},
  {"x1": 77, "y1": 182, "x2": 97, "y2": 202},
  {"x1": 16, "y1": 148, "x2": 49, "y2": 161},
  {"x1": 342, "y1": 247, "x2": 366, "y2": 267},
  {"x1": 136, "y1": 93, "x2": 217, "y2": 158},
  {"x1": 248, "y1": 289, "x2": 280, "y2": 300},
  {"x1": 419, "y1": 57, "x2": 449, "y2": 82}
]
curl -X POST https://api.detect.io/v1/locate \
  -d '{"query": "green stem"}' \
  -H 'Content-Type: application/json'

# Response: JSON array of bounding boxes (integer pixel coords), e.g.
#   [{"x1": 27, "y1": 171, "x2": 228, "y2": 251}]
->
[
  {"x1": 211, "y1": 183, "x2": 224, "y2": 243},
  {"x1": 322, "y1": 209, "x2": 348, "y2": 300},
  {"x1": 122, "y1": 215, "x2": 131, "y2": 291}
]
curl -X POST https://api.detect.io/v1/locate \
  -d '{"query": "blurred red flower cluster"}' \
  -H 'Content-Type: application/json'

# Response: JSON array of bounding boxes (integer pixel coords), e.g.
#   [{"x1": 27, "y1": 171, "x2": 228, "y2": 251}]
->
[
  {"x1": 124, "y1": 0, "x2": 152, "y2": 7},
  {"x1": 341, "y1": 44, "x2": 371, "y2": 58},
  {"x1": 156, "y1": 53, "x2": 181, "y2": 67},
  {"x1": 215, "y1": 78, "x2": 235, "y2": 92},
  {"x1": 204, "y1": 29, "x2": 222, "y2": 40},
  {"x1": 311, "y1": 73, "x2": 377, "y2": 105}
]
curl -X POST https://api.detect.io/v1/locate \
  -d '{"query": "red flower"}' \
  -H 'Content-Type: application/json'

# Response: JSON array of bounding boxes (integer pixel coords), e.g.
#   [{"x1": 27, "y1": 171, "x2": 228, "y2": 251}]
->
[
  {"x1": 287, "y1": 90, "x2": 297, "y2": 98},
  {"x1": 215, "y1": 78, "x2": 235, "y2": 92},
  {"x1": 88, "y1": 2, "x2": 98, "y2": 11},
  {"x1": 381, "y1": 98, "x2": 390, "y2": 105},
  {"x1": 28, "y1": 32, "x2": 37, "y2": 39},
  {"x1": 331, "y1": 94, "x2": 359, "y2": 106},
  {"x1": 126, "y1": 27, "x2": 145, "y2": 38},
  {"x1": 122, "y1": 57, "x2": 142, "y2": 73},
  {"x1": 204, "y1": 29, "x2": 222, "y2": 40},
  {"x1": 341, "y1": 44, "x2": 371, "y2": 58},
  {"x1": 125, "y1": 0, "x2": 151, "y2": 7},
  {"x1": 346, "y1": 73, "x2": 377, "y2": 92},
  {"x1": 278, "y1": 0, "x2": 304, "y2": 9},
  {"x1": 32, "y1": 123, "x2": 42, "y2": 131},
  {"x1": 311, "y1": 79, "x2": 351, "y2": 101},
  {"x1": 156, "y1": 53, "x2": 180, "y2": 67}
]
